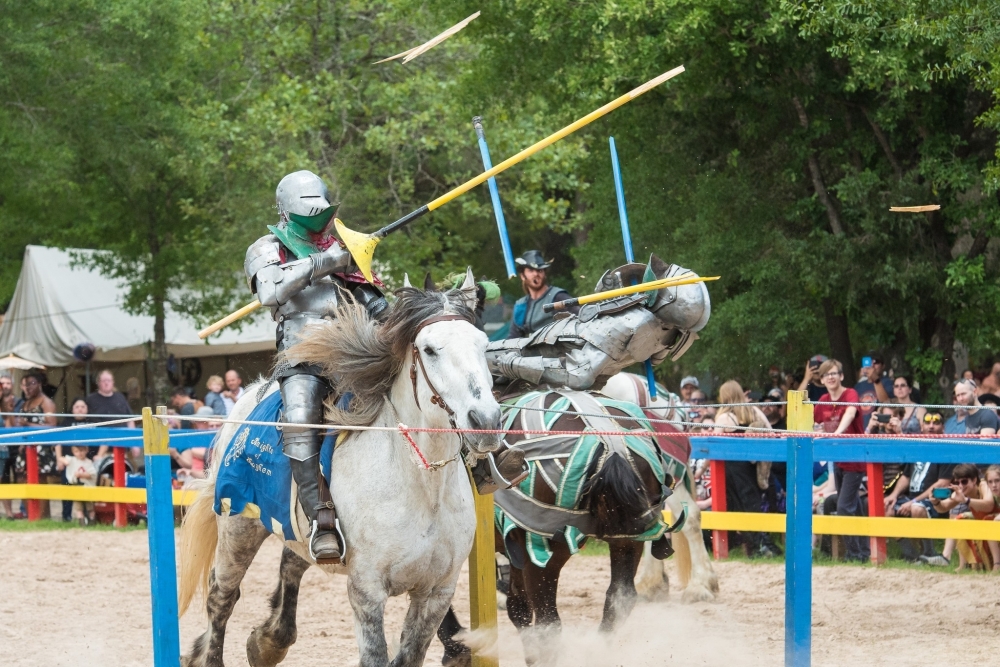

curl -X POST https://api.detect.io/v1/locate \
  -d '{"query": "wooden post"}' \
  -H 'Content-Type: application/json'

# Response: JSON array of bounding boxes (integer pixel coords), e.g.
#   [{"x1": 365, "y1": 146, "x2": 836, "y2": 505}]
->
[
  {"x1": 113, "y1": 446, "x2": 127, "y2": 528},
  {"x1": 866, "y1": 462, "x2": 887, "y2": 565},
  {"x1": 468, "y1": 484, "x2": 498, "y2": 667},
  {"x1": 26, "y1": 445, "x2": 40, "y2": 521},
  {"x1": 143, "y1": 407, "x2": 181, "y2": 667},
  {"x1": 785, "y1": 391, "x2": 813, "y2": 558},
  {"x1": 785, "y1": 390, "x2": 814, "y2": 433},
  {"x1": 710, "y1": 460, "x2": 728, "y2": 559}
]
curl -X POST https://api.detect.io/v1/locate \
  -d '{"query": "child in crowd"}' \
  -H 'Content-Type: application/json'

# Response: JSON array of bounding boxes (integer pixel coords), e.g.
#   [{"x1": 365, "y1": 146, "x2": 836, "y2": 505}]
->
[
  {"x1": 203, "y1": 375, "x2": 227, "y2": 416},
  {"x1": 63, "y1": 445, "x2": 96, "y2": 525}
]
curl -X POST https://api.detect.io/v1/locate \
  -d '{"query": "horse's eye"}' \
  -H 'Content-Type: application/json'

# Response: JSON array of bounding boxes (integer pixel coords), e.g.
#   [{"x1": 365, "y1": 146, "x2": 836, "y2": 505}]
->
[{"x1": 423, "y1": 346, "x2": 436, "y2": 356}]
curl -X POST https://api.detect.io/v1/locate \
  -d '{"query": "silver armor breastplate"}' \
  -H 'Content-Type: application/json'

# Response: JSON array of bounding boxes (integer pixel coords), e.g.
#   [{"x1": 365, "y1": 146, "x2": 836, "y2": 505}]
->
[
  {"x1": 274, "y1": 278, "x2": 340, "y2": 350},
  {"x1": 245, "y1": 234, "x2": 343, "y2": 351}
]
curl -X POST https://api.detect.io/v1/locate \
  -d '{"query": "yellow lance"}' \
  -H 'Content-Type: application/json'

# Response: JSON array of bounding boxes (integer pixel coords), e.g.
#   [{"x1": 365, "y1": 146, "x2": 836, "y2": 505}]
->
[
  {"x1": 198, "y1": 65, "x2": 686, "y2": 340},
  {"x1": 542, "y1": 273, "x2": 720, "y2": 314}
]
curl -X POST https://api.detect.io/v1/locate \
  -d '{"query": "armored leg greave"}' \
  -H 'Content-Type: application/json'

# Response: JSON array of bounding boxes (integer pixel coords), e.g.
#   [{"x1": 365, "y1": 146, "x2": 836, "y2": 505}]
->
[{"x1": 280, "y1": 373, "x2": 344, "y2": 563}]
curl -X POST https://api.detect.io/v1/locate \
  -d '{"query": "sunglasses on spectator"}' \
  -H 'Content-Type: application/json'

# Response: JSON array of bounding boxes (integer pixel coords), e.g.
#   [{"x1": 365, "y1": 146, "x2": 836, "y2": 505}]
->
[
  {"x1": 923, "y1": 414, "x2": 942, "y2": 424},
  {"x1": 952, "y1": 478, "x2": 973, "y2": 486},
  {"x1": 689, "y1": 398, "x2": 706, "y2": 404},
  {"x1": 821, "y1": 371, "x2": 841, "y2": 378},
  {"x1": 893, "y1": 382, "x2": 908, "y2": 389}
]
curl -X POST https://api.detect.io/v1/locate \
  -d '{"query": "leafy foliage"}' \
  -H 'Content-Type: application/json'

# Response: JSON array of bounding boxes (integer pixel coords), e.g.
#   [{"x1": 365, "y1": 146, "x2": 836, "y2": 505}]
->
[{"x1": 3, "y1": 0, "x2": 1000, "y2": 398}]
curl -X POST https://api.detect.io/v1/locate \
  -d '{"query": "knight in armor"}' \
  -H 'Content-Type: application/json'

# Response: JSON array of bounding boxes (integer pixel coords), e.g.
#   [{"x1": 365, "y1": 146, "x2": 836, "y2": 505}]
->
[
  {"x1": 506, "y1": 250, "x2": 579, "y2": 338},
  {"x1": 244, "y1": 170, "x2": 388, "y2": 564},
  {"x1": 488, "y1": 254, "x2": 710, "y2": 391}
]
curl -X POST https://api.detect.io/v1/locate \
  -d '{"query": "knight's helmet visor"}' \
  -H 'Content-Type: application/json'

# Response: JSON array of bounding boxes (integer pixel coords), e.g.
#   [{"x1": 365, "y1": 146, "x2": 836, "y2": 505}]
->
[{"x1": 276, "y1": 170, "x2": 338, "y2": 233}]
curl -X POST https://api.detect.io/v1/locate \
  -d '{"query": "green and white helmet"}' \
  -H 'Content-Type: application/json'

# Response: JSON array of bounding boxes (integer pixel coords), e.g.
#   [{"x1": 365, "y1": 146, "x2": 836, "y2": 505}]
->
[{"x1": 270, "y1": 170, "x2": 339, "y2": 259}]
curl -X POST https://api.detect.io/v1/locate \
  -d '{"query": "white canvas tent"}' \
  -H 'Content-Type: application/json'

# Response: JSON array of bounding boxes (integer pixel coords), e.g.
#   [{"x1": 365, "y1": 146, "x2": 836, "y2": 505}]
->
[{"x1": 0, "y1": 245, "x2": 275, "y2": 366}]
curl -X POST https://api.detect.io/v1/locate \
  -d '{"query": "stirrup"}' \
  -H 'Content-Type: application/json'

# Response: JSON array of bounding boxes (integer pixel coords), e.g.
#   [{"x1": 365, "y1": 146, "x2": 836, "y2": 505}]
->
[
  {"x1": 474, "y1": 451, "x2": 529, "y2": 495},
  {"x1": 308, "y1": 519, "x2": 347, "y2": 565}
]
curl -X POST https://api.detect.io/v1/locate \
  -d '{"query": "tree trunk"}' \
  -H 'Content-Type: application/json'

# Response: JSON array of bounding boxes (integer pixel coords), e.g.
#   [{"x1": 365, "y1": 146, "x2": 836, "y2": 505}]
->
[
  {"x1": 934, "y1": 317, "x2": 956, "y2": 397},
  {"x1": 147, "y1": 209, "x2": 170, "y2": 406},
  {"x1": 822, "y1": 297, "x2": 855, "y2": 382},
  {"x1": 150, "y1": 301, "x2": 170, "y2": 406}
]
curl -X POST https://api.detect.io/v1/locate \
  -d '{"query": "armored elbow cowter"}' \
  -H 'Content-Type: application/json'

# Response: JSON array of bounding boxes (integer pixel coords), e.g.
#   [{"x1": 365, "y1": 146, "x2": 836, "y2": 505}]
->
[{"x1": 245, "y1": 235, "x2": 353, "y2": 309}]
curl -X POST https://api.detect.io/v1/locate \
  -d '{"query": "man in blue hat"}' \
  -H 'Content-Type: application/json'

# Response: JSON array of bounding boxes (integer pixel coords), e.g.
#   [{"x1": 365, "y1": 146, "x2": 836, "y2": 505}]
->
[{"x1": 507, "y1": 249, "x2": 577, "y2": 338}]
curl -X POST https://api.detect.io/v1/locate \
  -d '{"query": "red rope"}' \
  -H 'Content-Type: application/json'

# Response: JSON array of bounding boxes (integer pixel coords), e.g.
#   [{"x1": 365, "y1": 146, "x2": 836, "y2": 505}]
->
[
  {"x1": 386, "y1": 426, "x2": 1000, "y2": 440},
  {"x1": 397, "y1": 424, "x2": 432, "y2": 469}
]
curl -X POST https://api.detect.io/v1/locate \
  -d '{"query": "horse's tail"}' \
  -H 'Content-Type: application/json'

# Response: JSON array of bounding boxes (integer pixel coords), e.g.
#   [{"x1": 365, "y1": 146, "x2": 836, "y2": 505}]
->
[
  {"x1": 673, "y1": 530, "x2": 692, "y2": 588},
  {"x1": 580, "y1": 450, "x2": 651, "y2": 538},
  {"x1": 178, "y1": 478, "x2": 218, "y2": 617}
]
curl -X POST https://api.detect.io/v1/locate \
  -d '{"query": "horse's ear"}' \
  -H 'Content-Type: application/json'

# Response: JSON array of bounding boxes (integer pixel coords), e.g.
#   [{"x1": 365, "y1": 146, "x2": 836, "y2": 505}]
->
[
  {"x1": 459, "y1": 266, "x2": 478, "y2": 310},
  {"x1": 460, "y1": 266, "x2": 475, "y2": 291},
  {"x1": 402, "y1": 273, "x2": 412, "y2": 288},
  {"x1": 423, "y1": 273, "x2": 435, "y2": 291}
]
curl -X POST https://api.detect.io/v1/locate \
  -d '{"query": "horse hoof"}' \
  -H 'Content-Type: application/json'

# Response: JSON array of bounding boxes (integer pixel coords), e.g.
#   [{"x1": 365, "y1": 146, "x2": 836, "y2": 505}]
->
[
  {"x1": 681, "y1": 583, "x2": 715, "y2": 604},
  {"x1": 247, "y1": 626, "x2": 289, "y2": 667},
  {"x1": 442, "y1": 648, "x2": 472, "y2": 667}
]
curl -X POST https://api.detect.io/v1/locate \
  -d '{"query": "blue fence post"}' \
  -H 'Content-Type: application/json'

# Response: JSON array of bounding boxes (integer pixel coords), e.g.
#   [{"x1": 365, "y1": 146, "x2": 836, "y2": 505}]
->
[
  {"x1": 785, "y1": 435, "x2": 813, "y2": 667},
  {"x1": 143, "y1": 406, "x2": 181, "y2": 667}
]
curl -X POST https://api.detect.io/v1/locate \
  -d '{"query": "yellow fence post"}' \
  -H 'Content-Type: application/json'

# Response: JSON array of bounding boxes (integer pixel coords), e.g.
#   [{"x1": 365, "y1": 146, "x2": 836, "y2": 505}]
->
[
  {"x1": 786, "y1": 390, "x2": 813, "y2": 433},
  {"x1": 468, "y1": 484, "x2": 499, "y2": 667}
]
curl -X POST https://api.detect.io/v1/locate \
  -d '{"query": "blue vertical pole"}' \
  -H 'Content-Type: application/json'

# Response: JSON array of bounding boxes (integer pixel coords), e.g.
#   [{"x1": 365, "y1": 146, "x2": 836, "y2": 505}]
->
[
  {"x1": 785, "y1": 436, "x2": 813, "y2": 667},
  {"x1": 609, "y1": 136, "x2": 657, "y2": 398},
  {"x1": 609, "y1": 137, "x2": 634, "y2": 264},
  {"x1": 473, "y1": 116, "x2": 517, "y2": 278},
  {"x1": 143, "y1": 407, "x2": 181, "y2": 667}
]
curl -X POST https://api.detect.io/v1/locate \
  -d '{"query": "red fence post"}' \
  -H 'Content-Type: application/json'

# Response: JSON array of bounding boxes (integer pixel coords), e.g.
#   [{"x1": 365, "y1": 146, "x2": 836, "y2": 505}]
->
[
  {"x1": 710, "y1": 459, "x2": 728, "y2": 559},
  {"x1": 866, "y1": 462, "x2": 887, "y2": 565},
  {"x1": 113, "y1": 446, "x2": 127, "y2": 528},
  {"x1": 26, "y1": 445, "x2": 40, "y2": 521}
]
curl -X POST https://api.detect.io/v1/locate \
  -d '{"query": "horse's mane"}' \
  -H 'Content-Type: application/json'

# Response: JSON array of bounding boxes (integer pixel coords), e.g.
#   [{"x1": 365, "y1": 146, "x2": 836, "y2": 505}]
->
[{"x1": 283, "y1": 287, "x2": 475, "y2": 426}]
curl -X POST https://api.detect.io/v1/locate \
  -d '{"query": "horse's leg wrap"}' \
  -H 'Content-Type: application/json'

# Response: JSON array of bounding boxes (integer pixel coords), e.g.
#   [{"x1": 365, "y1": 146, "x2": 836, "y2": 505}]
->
[{"x1": 281, "y1": 374, "x2": 344, "y2": 564}]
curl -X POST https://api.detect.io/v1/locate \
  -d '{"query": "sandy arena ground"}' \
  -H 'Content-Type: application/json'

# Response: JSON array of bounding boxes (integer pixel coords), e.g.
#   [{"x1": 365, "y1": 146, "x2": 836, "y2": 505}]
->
[{"x1": 2, "y1": 528, "x2": 999, "y2": 666}]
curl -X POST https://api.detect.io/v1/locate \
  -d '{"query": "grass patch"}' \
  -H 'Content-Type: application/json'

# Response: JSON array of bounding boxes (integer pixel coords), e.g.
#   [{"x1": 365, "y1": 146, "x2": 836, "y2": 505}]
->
[
  {"x1": 0, "y1": 518, "x2": 146, "y2": 532},
  {"x1": 580, "y1": 538, "x2": 610, "y2": 556}
]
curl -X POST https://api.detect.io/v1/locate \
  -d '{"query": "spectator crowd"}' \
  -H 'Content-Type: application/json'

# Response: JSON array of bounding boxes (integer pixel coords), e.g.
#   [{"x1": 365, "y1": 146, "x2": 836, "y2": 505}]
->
[
  {"x1": 2, "y1": 355, "x2": 999, "y2": 574},
  {"x1": 0, "y1": 368, "x2": 246, "y2": 524},
  {"x1": 681, "y1": 353, "x2": 1000, "y2": 572}
]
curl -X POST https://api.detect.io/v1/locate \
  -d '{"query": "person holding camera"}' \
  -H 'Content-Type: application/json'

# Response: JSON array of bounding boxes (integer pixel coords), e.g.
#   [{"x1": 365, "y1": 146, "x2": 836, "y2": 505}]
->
[
  {"x1": 797, "y1": 354, "x2": 829, "y2": 402},
  {"x1": 813, "y1": 359, "x2": 870, "y2": 562},
  {"x1": 855, "y1": 353, "x2": 893, "y2": 429},
  {"x1": 928, "y1": 464, "x2": 1000, "y2": 570}
]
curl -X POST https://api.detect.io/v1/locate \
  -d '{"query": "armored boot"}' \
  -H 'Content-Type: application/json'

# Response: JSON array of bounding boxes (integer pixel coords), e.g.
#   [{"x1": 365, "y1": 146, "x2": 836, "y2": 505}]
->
[
  {"x1": 281, "y1": 374, "x2": 345, "y2": 564},
  {"x1": 471, "y1": 442, "x2": 528, "y2": 495}
]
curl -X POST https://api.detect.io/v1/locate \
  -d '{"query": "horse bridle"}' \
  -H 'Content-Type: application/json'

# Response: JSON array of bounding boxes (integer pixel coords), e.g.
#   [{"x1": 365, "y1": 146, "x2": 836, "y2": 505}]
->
[{"x1": 408, "y1": 314, "x2": 470, "y2": 419}]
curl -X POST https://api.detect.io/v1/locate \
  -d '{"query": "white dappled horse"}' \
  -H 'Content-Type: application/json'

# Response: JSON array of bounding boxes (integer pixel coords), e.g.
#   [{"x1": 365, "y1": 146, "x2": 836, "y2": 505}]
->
[{"x1": 178, "y1": 277, "x2": 503, "y2": 667}]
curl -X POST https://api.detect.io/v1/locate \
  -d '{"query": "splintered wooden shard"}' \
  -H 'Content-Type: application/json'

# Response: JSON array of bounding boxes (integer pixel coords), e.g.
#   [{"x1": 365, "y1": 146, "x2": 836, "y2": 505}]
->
[
  {"x1": 374, "y1": 11, "x2": 480, "y2": 65},
  {"x1": 889, "y1": 205, "x2": 941, "y2": 212}
]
